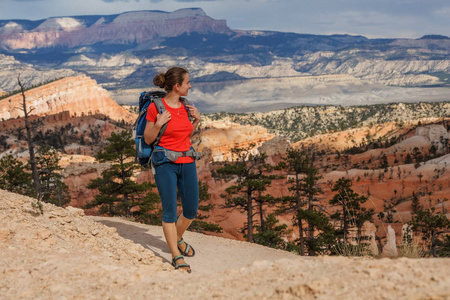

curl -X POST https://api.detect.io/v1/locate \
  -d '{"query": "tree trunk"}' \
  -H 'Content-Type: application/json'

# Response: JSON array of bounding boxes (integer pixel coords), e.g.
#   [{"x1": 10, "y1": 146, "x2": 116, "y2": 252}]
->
[
  {"x1": 18, "y1": 76, "x2": 41, "y2": 199},
  {"x1": 298, "y1": 215, "x2": 305, "y2": 255},
  {"x1": 247, "y1": 189, "x2": 254, "y2": 243},
  {"x1": 295, "y1": 174, "x2": 304, "y2": 255},
  {"x1": 307, "y1": 192, "x2": 316, "y2": 256},
  {"x1": 343, "y1": 208, "x2": 348, "y2": 245},
  {"x1": 431, "y1": 229, "x2": 437, "y2": 257},
  {"x1": 259, "y1": 201, "x2": 265, "y2": 233}
]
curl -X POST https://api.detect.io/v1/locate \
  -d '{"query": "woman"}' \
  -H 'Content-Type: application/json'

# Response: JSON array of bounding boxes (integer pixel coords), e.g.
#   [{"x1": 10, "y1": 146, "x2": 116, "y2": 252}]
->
[{"x1": 143, "y1": 67, "x2": 201, "y2": 273}]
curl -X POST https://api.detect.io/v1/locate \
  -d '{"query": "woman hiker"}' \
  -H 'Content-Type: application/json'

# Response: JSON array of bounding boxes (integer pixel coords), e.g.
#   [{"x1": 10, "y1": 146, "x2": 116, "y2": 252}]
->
[{"x1": 143, "y1": 67, "x2": 201, "y2": 273}]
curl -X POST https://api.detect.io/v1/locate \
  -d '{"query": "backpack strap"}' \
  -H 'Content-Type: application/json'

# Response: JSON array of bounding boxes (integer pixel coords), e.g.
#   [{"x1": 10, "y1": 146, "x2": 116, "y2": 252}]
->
[
  {"x1": 180, "y1": 97, "x2": 194, "y2": 122},
  {"x1": 152, "y1": 96, "x2": 167, "y2": 148}
]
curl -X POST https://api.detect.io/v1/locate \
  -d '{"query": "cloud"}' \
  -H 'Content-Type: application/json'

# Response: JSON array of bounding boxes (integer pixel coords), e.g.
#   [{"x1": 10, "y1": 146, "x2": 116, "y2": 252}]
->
[
  {"x1": 100, "y1": 0, "x2": 136, "y2": 2},
  {"x1": 434, "y1": 6, "x2": 450, "y2": 16},
  {"x1": 97, "y1": 0, "x2": 165, "y2": 3}
]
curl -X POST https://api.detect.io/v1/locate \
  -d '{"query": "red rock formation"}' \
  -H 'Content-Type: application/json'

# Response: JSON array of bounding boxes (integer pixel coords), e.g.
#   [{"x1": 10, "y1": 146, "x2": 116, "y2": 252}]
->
[
  {"x1": 62, "y1": 162, "x2": 110, "y2": 211},
  {"x1": 0, "y1": 75, "x2": 134, "y2": 124}
]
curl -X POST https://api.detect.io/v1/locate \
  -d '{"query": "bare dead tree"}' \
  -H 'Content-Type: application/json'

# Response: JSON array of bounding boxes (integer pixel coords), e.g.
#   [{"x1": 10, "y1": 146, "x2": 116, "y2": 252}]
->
[{"x1": 17, "y1": 74, "x2": 41, "y2": 200}]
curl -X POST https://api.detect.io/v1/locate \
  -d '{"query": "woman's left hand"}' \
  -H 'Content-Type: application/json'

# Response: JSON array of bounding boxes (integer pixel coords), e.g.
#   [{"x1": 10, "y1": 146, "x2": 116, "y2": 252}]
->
[{"x1": 186, "y1": 104, "x2": 201, "y2": 122}]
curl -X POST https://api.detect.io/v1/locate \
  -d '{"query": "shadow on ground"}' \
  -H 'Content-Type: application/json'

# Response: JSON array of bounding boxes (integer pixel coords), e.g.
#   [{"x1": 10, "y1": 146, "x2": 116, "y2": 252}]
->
[{"x1": 93, "y1": 219, "x2": 171, "y2": 264}]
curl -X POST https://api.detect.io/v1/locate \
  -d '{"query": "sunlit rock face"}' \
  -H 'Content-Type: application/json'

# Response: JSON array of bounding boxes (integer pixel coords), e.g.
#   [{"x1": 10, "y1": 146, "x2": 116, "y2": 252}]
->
[{"x1": 0, "y1": 75, "x2": 134, "y2": 124}]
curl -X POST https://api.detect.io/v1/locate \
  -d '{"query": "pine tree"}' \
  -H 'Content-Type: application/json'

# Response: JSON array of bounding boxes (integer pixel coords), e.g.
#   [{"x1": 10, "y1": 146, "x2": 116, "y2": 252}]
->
[
  {"x1": 35, "y1": 145, "x2": 71, "y2": 206},
  {"x1": 277, "y1": 148, "x2": 308, "y2": 254},
  {"x1": 254, "y1": 213, "x2": 290, "y2": 249},
  {"x1": 85, "y1": 130, "x2": 159, "y2": 221},
  {"x1": 277, "y1": 148, "x2": 334, "y2": 255},
  {"x1": 0, "y1": 154, "x2": 34, "y2": 196},
  {"x1": 190, "y1": 181, "x2": 223, "y2": 233},
  {"x1": 297, "y1": 209, "x2": 335, "y2": 255},
  {"x1": 379, "y1": 153, "x2": 389, "y2": 170},
  {"x1": 437, "y1": 235, "x2": 450, "y2": 257},
  {"x1": 215, "y1": 144, "x2": 276, "y2": 243},
  {"x1": 410, "y1": 192, "x2": 422, "y2": 215},
  {"x1": 409, "y1": 207, "x2": 450, "y2": 257},
  {"x1": 329, "y1": 177, "x2": 374, "y2": 246}
]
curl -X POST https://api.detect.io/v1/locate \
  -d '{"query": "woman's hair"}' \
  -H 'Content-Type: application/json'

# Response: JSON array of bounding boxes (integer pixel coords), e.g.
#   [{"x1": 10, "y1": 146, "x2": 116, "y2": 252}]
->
[{"x1": 153, "y1": 67, "x2": 188, "y2": 92}]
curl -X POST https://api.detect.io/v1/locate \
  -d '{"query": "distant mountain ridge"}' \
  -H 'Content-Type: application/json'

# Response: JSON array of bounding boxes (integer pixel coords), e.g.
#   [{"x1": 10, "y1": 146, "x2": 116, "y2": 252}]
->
[
  {"x1": 0, "y1": 8, "x2": 230, "y2": 50},
  {"x1": 1, "y1": 8, "x2": 448, "y2": 60},
  {"x1": 0, "y1": 8, "x2": 449, "y2": 113}
]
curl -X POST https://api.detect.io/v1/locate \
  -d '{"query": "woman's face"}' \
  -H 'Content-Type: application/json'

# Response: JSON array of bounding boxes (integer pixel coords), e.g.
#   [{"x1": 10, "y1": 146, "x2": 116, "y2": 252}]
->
[{"x1": 177, "y1": 73, "x2": 191, "y2": 96}]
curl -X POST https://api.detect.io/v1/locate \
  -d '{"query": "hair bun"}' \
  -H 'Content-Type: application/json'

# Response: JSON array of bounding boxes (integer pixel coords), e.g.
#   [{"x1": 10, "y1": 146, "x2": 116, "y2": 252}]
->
[{"x1": 153, "y1": 73, "x2": 166, "y2": 88}]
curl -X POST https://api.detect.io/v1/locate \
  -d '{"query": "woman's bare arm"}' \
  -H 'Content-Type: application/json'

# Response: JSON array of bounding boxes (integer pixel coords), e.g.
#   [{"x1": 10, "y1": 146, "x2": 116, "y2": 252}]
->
[{"x1": 143, "y1": 110, "x2": 171, "y2": 144}]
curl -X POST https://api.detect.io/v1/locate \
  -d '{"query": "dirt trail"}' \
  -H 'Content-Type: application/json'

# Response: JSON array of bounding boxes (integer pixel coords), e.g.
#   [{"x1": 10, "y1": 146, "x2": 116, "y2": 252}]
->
[
  {"x1": 89, "y1": 216, "x2": 302, "y2": 274},
  {"x1": 1, "y1": 190, "x2": 449, "y2": 300}
]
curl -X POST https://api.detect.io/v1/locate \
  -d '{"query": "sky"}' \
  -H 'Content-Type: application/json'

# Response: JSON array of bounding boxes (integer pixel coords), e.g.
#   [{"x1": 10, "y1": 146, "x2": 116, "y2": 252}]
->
[{"x1": 0, "y1": 0, "x2": 449, "y2": 39}]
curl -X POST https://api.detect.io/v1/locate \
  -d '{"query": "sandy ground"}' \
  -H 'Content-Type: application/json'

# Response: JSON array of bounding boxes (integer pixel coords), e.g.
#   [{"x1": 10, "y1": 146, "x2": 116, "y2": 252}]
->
[
  {"x1": 88, "y1": 217, "x2": 450, "y2": 300},
  {"x1": 1, "y1": 190, "x2": 450, "y2": 300},
  {"x1": 89, "y1": 216, "x2": 301, "y2": 274}
]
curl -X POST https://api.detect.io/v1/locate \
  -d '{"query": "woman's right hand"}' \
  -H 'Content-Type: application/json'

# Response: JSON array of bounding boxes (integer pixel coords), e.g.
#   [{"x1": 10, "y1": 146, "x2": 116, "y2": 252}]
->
[{"x1": 155, "y1": 110, "x2": 171, "y2": 128}]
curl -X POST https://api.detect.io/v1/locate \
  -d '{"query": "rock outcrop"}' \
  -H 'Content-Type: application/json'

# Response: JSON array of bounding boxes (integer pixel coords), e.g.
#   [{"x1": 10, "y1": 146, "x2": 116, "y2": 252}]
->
[
  {"x1": 195, "y1": 120, "x2": 275, "y2": 162},
  {"x1": 0, "y1": 75, "x2": 134, "y2": 123},
  {"x1": 361, "y1": 221, "x2": 379, "y2": 256},
  {"x1": 0, "y1": 189, "x2": 166, "y2": 267},
  {"x1": 61, "y1": 162, "x2": 111, "y2": 209},
  {"x1": 382, "y1": 225, "x2": 399, "y2": 257}
]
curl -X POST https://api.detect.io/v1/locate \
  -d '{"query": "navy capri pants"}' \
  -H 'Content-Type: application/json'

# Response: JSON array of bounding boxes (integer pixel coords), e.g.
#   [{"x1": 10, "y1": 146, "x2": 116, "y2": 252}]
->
[{"x1": 154, "y1": 161, "x2": 199, "y2": 223}]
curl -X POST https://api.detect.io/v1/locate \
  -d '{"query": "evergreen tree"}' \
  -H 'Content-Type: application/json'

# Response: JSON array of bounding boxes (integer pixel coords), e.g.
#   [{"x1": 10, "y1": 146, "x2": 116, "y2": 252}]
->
[
  {"x1": 409, "y1": 207, "x2": 450, "y2": 257},
  {"x1": 410, "y1": 192, "x2": 422, "y2": 215},
  {"x1": 277, "y1": 148, "x2": 334, "y2": 255},
  {"x1": 437, "y1": 235, "x2": 450, "y2": 257},
  {"x1": 277, "y1": 148, "x2": 308, "y2": 254},
  {"x1": 35, "y1": 145, "x2": 71, "y2": 206},
  {"x1": 0, "y1": 154, "x2": 34, "y2": 197},
  {"x1": 254, "y1": 213, "x2": 290, "y2": 249},
  {"x1": 190, "y1": 181, "x2": 223, "y2": 233},
  {"x1": 85, "y1": 130, "x2": 159, "y2": 221},
  {"x1": 215, "y1": 144, "x2": 276, "y2": 243},
  {"x1": 379, "y1": 154, "x2": 389, "y2": 170},
  {"x1": 297, "y1": 209, "x2": 335, "y2": 255},
  {"x1": 404, "y1": 153, "x2": 413, "y2": 164},
  {"x1": 329, "y1": 177, "x2": 374, "y2": 246}
]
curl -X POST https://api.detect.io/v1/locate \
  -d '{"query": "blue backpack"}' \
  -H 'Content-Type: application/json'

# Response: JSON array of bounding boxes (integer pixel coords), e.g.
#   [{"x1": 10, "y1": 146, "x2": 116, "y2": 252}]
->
[{"x1": 133, "y1": 91, "x2": 192, "y2": 168}]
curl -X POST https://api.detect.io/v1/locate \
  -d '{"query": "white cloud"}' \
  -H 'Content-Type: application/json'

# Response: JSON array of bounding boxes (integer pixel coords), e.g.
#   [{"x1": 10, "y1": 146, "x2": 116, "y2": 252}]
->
[{"x1": 434, "y1": 6, "x2": 450, "y2": 16}]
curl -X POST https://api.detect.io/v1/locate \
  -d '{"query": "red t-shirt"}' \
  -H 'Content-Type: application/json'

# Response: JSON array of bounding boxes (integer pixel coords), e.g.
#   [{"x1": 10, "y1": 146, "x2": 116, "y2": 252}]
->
[{"x1": 146, "y1": 98, "x2": 194, "y2": 164}]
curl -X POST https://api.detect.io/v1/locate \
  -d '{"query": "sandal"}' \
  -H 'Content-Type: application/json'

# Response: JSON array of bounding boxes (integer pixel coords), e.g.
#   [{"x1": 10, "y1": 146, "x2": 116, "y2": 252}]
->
[
  {"x1": 172, "y1": 255, "x2": 191, "y2": 273},
  {"x1": 177, "y1": 238, "x2": 196, "y2": 257}
]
